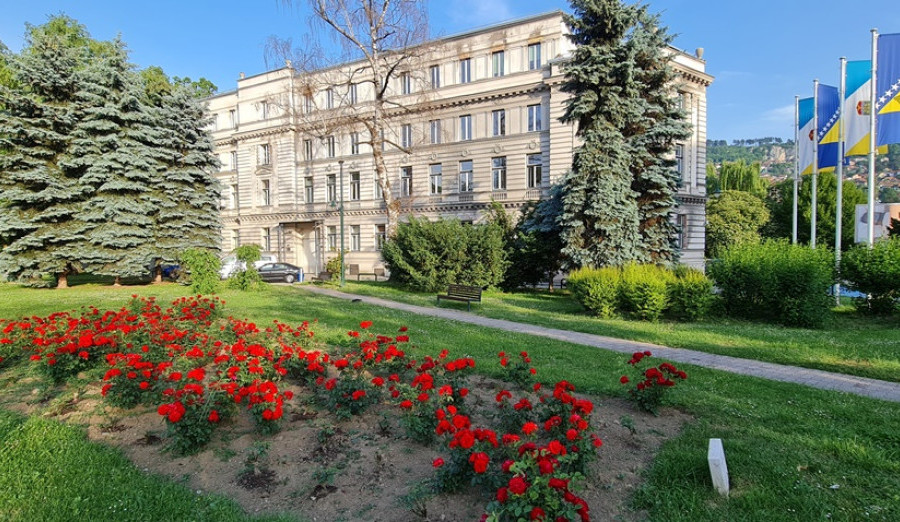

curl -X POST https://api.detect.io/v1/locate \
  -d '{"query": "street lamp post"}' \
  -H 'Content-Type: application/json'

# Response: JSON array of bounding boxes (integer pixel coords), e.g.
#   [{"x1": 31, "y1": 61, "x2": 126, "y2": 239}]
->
[{"x1": 338, "y1": 160, "x2": 345, "y2": 287}]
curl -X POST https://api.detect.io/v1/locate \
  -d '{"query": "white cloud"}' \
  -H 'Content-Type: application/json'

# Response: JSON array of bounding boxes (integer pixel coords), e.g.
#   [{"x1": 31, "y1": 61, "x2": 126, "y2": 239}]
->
[{"x1": 761, "y1": 104, "x2": 795, "y2": 123}]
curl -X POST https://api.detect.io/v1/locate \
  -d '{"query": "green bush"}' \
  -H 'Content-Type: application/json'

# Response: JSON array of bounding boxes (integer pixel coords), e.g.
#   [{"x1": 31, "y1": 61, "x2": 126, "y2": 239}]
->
[
  {"x1": 619, "y1": 263, "x2": 674, "y2": 322},
  {"x1": 708, "y1": 240, "x2": 834, "y2": 327},
  {"x1": 841, "y1": 237, "x2": 900, "y2": 315},
  {"x1": 325, "y1": 250, "x2": 346, "y2": 277},
  {"x1": 666, "y1": 266, "x2": 714, "y2": 321},
  {"x1": 179, "y1": 248, "x2": 221, "y2": 294},
  {"x1": 227, "y1": 244, "x2": 263, "y2": 291},
  {"x1": 567, "y1": 267, "x2": 621, "y2": 318},
  {"x1": 381, "y1": 217, "x2": 508, "y2": 292}
]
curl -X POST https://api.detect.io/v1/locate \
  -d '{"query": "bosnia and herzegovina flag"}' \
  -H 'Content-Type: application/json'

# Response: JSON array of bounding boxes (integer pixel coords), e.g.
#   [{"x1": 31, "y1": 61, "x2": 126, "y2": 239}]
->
[
  {"x1": 845, "y1": 60, "x2": 875, "y2": 156},
  {"x1": 877, "y1": 33, "x2": 900, "y2": 146},
  {"x1": 817, "y1": 83, "x2": 840, "y2": 172},
  {"x1": 799, "y1": 97, "x2": 815, "y2": 175}
]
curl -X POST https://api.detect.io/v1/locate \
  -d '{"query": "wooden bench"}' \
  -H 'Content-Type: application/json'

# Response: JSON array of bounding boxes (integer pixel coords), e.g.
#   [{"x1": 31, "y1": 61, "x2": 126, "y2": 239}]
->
[
  {"x1": 348, "y1": 264, "x2": 385, "y2": 281},
  {"x1": 436, "y1": 284, "x2": 482, "y2": 311}
]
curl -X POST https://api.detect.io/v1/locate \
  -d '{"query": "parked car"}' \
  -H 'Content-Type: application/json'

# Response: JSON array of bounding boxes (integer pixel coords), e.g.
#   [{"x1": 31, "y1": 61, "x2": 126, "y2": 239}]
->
[
  {"x1": 257, "y1": 263, "x2": 304, "y2": 284},
  {"x1": 254, "y1": 253, "x2": 278, "y2": 268},
  {"x1": 219, "y1": 256, "x2": 243, "y2": 279}
]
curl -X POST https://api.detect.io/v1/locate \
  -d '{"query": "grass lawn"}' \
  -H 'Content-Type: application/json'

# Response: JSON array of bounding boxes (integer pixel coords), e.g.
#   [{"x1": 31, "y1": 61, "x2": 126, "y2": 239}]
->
[
  {"x1": 0, "y1": 281, "x2": 898, "y2": 521},
  {"x1": 330, "y1": 281, "x2": 900, "y2": 383}
]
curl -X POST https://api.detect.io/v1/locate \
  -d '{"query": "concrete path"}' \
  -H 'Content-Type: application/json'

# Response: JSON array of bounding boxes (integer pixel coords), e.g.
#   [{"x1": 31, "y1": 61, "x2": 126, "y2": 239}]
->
[{"x1": 299, "y1": 285, "x2": 900, "y2": 403}]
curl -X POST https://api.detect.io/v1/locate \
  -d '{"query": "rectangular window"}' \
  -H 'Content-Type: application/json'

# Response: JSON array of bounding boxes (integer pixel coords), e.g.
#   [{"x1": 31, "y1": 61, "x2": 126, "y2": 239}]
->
[
  {"x1": 350, "y1": 132, "x2": 360, "y2": 155},
  {"x1": 304, "y1": 176, "x2": 314, "y2": 203},
  {"x1": 326, "y1": 135, "x2": 335, "y2": 158},
  {"x1": 429, "y1": 164, "x2": 443, "y2": 195},
  {"x1": 430, "y1": 119, "x2": 442, "y2": 144},
  {"x1": 400, "y1": 166, "x2": 412, "y2": 197},
  {"x1": 350, "y1": 171, "x2": 360, "y2": 201},
  {"x1": 303, "y1": 139, "x2": 313, "y2": 160},
  {"x1": 230, "y1": 151, "x2": 238, "y2": 171},
  {"x1": 400, "y1": 72, "x2": 412, "y2": 95},
  {"x1": 327, "y1": 174, "x2": 337, "y2": 203},
  {"x1": 262, "y1": 227, "x2": 271, "y2": 251},
  {"x1": 375, "y1": 224, "x2": 386, "y2": 250},
  {"x1": 528, "y1": 43, "x2": 542, "y2": 70},
  {"x1": 258, "y1": 144, "x2": 270, "y2": 166},
  {"x1": 430, "y1": 65, "x2": 441, "y2": 88},
  {"x1": 459, "y1": 160, "x2": 473, "y2": 192},
  {"x1": 374, "y1": 172, "x2": 383, "y2": 199},
  {"x1": 459, "y1": 115, "x2": 472, "y2": 141},
  {"x1": 527, "y1": 104, "x2": 542, "y2": 132},
  {"x1": 401, "y1": 123, "x2": 412, "y2": 148},
  {"x1": 212, "y1": 114, "x2": 219, "y2": 131},
  {"x1": 304, "y1": 94, "x2": 313, "y2": 114},
  {"x1": 492, "y1": 109, "x2": 506, "y2": 137},
  {"x1": 349, "y1": 83, "x2": 358, "y2": 104},
  {"x1": 350, "y1": 225, "x2": 361, "y2": 251},
  {"x1": 527, "y1": 154, "x2": 542, "y2": 188},
  {"x1": 325, "y1": 88, "x2": 334, "y2": 109},
  {"x1": 261, "y1": 179, "x2": 271, "y2": 206},
  {"x1": 229, "y1": 109, "x2": 237, "y2": 129},
  {"x1": 258, "y1": 102, "x2": 268, "y2": 120},
  {"x1": 231, "y1": 230, "x2": 240, "y2": 250},
  {"x1": 676, "y1": 213, "x2": 689, "y2": 249},
  {"x1": 327, "y1": 225, "x2": 338, "y2": 251},
  {"x1": 459, "y1": 58, "x2": 471, "y2": 84},
  {"x1": 492, "y1": 51, "x2": 505, "y2": 77},
  {"x1": 492, "y1": 157, "x2": 507, "y2": 190},
  {"x1": 230, "y1": 184, "x2": 239, "y2": 209},
  {"x1": 675, "y1": 144, "x2": 685, "y2": 175}
]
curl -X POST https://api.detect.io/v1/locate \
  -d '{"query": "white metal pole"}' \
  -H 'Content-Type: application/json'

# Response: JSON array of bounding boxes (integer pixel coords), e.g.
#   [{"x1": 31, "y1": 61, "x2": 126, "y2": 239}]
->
[
  {"x1": 868, "y1": 29, "x2": 878, "y2": 246},
  {"x1": 812, "y1": 79, "x2": 819, "y2": 249},
  {"x1": 835, "y1": 58, "x2": 846, "y2": 303},
  {"x1": 793, "y1": 95, "x2": 800, "y2": 245}
]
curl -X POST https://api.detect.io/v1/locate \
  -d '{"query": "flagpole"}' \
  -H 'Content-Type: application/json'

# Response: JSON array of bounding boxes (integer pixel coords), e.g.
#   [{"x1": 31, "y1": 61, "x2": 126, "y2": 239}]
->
[
  {"x1": 812, "y1": 79, "x2": 819, "y2": 249},
  {"x1": 793, "y1": 95, "x2": 800, "y2": 245},
  {"x1": 835, "y1": 58, "x2": 846, "y2": 304},
  {"x1": 868, "y1": 29, "x2": 878, "y2": 246}
]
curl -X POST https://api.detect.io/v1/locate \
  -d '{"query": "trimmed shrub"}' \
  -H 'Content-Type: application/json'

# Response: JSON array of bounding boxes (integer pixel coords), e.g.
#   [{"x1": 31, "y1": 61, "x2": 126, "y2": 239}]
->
[
  {"x1": 708, "y1": 240, "x2": 834, "y2": 327},
  {"x1": 666, "y1": 266, "x2": 714, "y2": 321},
  {"x1": 180, "y1": 248, "x2": 221, "y2": 294},
  {"x1": 381, "y1": 217, "x2": 508, "y2": 292},
  {"x1": 227, "y1": 244, "x2": 264, "y2": 291},
  {"x1": 841, "y1": 237, "x2": 900, "y2": 315},
  {"x1": 619, "y1": 263, "x2": 674, "y2": 322},
  {"x1": 568, "y1": 266, "x2": 620, "y2": 318}
]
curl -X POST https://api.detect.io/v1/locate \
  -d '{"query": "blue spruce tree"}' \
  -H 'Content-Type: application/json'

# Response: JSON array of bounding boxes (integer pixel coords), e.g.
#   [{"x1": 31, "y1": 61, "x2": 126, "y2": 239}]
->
[
  {"x1": 558, "y1": 0, "x2": 690, "y2": 268},
  {"x1": 0, "y1": 23, "x2": 90, "y2": 287}
]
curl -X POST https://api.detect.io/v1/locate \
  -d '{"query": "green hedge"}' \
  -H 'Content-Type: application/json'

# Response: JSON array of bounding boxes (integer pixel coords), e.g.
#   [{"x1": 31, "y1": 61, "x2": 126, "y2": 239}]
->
[
  {"x1": 381, "y1": 217, "x2": 508, "y2": 292},
  {"x1": 708, "y1": 240, "x2": 834, "y2": 327},
  {"x1": 841, "y1": 237, "x2": 900, "y2": 315},
  {"x1": 568, "y1": 263, "x2": 713, "y2": 322}
]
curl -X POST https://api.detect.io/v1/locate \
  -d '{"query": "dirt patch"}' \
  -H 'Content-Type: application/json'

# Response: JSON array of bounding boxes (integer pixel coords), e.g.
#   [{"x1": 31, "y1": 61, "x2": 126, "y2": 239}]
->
[{"x1": 1, "y1": 374, "x2": 691, "y2": 521}]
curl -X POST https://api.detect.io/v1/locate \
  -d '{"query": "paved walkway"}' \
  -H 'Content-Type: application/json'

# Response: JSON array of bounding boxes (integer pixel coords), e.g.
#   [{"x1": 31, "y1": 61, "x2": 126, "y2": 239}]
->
[{"x1": 299, "y1": 286, "x2": 900, "y2": 403}]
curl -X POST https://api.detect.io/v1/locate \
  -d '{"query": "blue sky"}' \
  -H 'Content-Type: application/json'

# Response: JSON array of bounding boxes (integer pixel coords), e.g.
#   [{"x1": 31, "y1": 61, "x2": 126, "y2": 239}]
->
[{"x1": 2, "y1": 0, "x2": 900, "y2": 142}]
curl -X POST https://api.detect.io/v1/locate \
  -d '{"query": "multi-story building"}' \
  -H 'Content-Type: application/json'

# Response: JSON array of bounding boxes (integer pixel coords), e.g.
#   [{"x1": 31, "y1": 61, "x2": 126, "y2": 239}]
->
[{"x1": 207, "y1": 11, "x2": 712, "y2": 276}]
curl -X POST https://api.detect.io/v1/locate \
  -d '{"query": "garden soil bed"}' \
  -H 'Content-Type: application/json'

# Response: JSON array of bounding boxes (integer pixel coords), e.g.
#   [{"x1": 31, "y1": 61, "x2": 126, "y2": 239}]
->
[{"x1": 4, "y1": 374, "x2": 690, "y2": 521}]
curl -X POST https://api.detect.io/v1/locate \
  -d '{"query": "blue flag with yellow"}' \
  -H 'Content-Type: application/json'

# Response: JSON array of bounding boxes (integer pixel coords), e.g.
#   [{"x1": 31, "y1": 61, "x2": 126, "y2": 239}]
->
[
  {"x1": 877, "y1": 33, "x2": 900, "y2": 146},
  {"x1": 817, "y1": 83, "x2": 840, "y2": 172}
]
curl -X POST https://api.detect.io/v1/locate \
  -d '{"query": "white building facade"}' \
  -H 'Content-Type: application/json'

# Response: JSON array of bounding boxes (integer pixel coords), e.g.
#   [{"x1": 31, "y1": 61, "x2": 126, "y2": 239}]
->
[{"x1": 207, "y1": 11, "x2": 713, "y2": 276}]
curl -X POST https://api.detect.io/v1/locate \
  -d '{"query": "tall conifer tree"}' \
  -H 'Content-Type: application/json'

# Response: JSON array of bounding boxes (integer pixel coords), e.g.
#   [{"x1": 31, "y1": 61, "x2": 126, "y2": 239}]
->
[
  {"x1": 0, "y1": 24, "x2": 89, "y2": 287},
  {"x1": 558, "y1": 0, "x2": 690, "y2": 268},
  {"x1": 148, "y1": 85, "x2": 221, "y2": 278},
  {"x1": 68, "y1": 39, "x2": 159, "y2": 281}
]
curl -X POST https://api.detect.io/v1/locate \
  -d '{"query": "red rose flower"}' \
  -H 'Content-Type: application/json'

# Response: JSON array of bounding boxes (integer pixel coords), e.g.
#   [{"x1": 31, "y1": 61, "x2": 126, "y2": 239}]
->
[
  {"x1": 522, "y1": 422, "x2": 538, "y2": 435},
  {"x1": 432, "y1": 457, "x2": 444, "y2": 468},
  {"x1": 469, "y1": 451, "x2": 489, "y2": 474},
  {"x1": 496, "y1": 487, "x2": 508, "y2": 503},
  {"x1": 360, "y1": 320, "x2": 373, "y2": 329},
  {"x1": 620, "y1": 375, "x2": 629, "y2": 384},
  {"x1": 208, "y1": 410, "x2": 220, "y2": 422},
  {"x1": 508, "y1": 476, "x2": 528, "y2": 495},
  {"x1": 529, "y1": 507, "x2": 546, "y2": 521}
]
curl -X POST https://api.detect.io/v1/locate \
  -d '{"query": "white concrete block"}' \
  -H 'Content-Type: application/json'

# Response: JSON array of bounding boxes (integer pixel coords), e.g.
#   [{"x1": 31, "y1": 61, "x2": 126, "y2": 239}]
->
[{"x1": 708, "y1": 438, "x2": 730, "y2": 497}]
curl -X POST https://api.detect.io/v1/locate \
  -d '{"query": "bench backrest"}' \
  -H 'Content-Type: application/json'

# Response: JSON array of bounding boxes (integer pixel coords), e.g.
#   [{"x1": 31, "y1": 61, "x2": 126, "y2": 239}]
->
[
  {"x1": 348, "y1": 264, "x2": 360, "y2": 276},
  {"x1": 447, "y1": 284, "x2": 481, "y2": 299}
]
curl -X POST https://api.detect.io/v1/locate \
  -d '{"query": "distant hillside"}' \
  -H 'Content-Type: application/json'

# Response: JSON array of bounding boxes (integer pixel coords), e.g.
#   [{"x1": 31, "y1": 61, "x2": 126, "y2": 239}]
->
[{"x1": 707, "y1": 139, "x2": 795, "y2": 177}]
